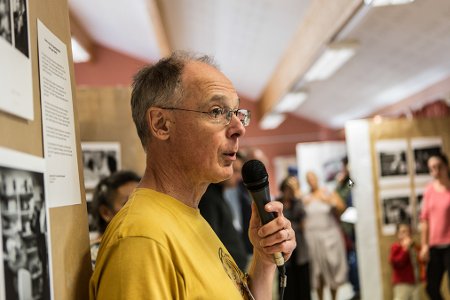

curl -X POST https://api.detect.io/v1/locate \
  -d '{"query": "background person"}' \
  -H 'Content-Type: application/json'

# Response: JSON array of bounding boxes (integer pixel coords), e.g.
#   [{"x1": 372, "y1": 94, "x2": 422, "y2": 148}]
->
[
  {"x1": 90, "y1": 170, "x2": 140, "y2": 267},
  {"x1": 276, "y1": 175, "x2": 311, "y2": 300},
  {"x1": 419, "y1": 153, "x2": 450, "y2": 300},
  {"x1": 389, "y1": 222, "x2": 424, "y2": 300},
  {"x1": 303, "y1": 171, "x2": 347, "y2": 300},
  {"x1": 89, "y1": 52, "x2": 296, "y2": 300}
]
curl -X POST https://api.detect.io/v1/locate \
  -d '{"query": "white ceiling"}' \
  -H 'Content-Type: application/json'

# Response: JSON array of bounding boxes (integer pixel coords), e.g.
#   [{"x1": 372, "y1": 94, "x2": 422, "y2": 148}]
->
[
  {"x1": 69, "y1": 0, "x2": 162, "y2": 60},
  {"x1": 68, "y1": 0, "x2": 450, "y2": 128},
  {"x1": 299, "y1": 0, "x2": 450, "y2": 126}
]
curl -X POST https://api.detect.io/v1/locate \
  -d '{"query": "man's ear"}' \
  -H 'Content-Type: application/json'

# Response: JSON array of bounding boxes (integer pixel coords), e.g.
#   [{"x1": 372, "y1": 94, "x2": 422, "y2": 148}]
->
[{"x1": 147, "y1": 107, "x2": 171, "y2": 140}]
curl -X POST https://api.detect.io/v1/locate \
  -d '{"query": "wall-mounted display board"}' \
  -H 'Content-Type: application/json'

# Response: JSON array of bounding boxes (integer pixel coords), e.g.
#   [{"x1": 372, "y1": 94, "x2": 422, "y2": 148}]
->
[
  {"x1": 0, "y1": 0, "x2": 91, "y2": 299},
  {"x1": 346, "y1": 116, "x2": 450, "y2": 300}
]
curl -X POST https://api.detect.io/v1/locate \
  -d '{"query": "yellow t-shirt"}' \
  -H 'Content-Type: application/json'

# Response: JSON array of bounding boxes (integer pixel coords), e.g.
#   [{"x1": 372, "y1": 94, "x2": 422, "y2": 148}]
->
[{"x1": 90, "y1": 188, "x2": 251, "y2": 300}]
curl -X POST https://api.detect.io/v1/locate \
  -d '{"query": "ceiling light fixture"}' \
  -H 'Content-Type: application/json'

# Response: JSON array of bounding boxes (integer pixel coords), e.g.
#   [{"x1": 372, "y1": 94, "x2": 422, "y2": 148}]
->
[
  {"x1": 274, "y1": 91, "x2": 308, "y2": 113},
  {"x1": 71, "y1": 37, "x2": 91, "y2": 63},
  {"x1": 259, "y1": 113, "x2": 286, "y2": 130},
  {"x1": 365, "y1": 0, "x2": 415, "y2": 7},
  {"x1": 304, "y1": 40, "x2": 359, "y2": 82}
]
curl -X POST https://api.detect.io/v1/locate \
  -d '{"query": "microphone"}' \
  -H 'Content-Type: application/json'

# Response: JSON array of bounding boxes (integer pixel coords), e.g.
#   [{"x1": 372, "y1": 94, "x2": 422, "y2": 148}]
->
[{"x1": 241, "y1": 159, "x2": 285, "y2": 268}]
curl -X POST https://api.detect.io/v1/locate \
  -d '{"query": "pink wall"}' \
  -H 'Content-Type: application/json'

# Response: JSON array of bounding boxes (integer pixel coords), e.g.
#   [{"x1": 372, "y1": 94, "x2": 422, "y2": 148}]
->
[
  {"x1": 73, "y1": 46, "x2": 339, "y2": 195},
  {"x1": 369, "y1": 75, "x2": 450, "y2": 117},
  {"x1": 74, "y1": 45, "x2": 150, "y2": 87}
]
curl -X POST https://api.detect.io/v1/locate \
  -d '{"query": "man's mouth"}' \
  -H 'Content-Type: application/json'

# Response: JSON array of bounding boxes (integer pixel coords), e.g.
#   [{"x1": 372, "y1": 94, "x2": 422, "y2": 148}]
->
[{"x1": 224, "y1": 152, "x2": 236, "y2": 159}]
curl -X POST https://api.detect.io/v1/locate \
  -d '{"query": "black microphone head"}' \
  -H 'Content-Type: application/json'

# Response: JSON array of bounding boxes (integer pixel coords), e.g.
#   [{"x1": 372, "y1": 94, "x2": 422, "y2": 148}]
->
[{"x1": 242, "y1": 159, "x2": 269, "y2": 191}]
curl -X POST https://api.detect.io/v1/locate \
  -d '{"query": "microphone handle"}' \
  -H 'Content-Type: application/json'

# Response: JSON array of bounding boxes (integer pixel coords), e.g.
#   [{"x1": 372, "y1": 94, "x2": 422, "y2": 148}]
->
[
  {"x1": 251, "y1": 188, "x2": 276, "y2": 224},
  {"x1": 250, "y1": 188, "x2": 285, "y2": 267}
]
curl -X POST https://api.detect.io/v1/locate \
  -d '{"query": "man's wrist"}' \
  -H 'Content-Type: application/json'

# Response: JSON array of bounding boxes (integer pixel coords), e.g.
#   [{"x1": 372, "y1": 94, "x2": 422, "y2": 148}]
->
[{"x1": 252, "y1": 250, "x2": 279, "y2": 269}]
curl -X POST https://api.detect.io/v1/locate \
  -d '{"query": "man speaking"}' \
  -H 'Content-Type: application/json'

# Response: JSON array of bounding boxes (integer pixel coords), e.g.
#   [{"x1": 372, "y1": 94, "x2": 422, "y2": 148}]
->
[{"x1": 89, "y1": 52, "x2": 296, "y2": 300}]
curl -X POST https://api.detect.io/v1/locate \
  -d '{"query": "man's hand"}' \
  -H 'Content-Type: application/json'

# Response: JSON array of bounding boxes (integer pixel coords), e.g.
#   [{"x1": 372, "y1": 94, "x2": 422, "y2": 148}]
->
[{"x1": 248, "y1": 201, "x2": 296, "y2": 266}]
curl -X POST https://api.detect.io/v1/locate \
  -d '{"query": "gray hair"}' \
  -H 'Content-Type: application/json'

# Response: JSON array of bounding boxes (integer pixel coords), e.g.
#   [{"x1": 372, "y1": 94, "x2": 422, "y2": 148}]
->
[{"x1": 131, "y1": 51, "x2": 217, "y2": 149}]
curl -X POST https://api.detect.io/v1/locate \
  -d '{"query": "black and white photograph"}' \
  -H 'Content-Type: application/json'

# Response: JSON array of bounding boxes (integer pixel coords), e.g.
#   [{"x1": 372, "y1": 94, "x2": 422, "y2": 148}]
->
[
  {"x1": 0, "y1": 0, "x2": 33, "y2": 121},
  {"x1": 0, "y1": 0, "x2": 12, "y2": 44},
  {"x1": 81, "y1": 142, "x2": 121, "y2": 189},
  {"x1": 414, "y1": 146, "x2": 442, "y2": 175},
  {"x1": 379, "y1": 151, "x2": 408, "y2": 177},
  {"x1": 380, "y1": 189, "x2": 412, "y2": 235},
  {"x1": 12, "y1": 0, "x2": 28, "y2": 57},
  {"x1": 411, "y1": 137, "x2": 443, "y2": 186},
  {"x1": 375, "y1": 139, "x2": 410, "y2": 187},
  {"x1": 0, "y1": 166, "x2": 51, "y2": 300}
]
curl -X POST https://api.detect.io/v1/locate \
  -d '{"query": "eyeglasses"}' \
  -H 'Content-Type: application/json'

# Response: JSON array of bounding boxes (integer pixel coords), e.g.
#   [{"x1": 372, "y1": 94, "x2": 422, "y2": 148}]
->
[{"x1": 161, "y1": 107, "x2": 251, "y2": 127}]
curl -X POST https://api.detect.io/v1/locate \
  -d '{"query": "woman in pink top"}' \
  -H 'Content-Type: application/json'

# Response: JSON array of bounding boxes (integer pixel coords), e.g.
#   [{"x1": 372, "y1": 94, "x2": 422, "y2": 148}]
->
[{"x1": 420, "y1": 153, "x2": 450, "y2": 300}]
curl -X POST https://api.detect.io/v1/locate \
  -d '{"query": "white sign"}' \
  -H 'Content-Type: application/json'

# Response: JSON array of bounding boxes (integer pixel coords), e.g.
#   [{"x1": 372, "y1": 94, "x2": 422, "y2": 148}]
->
[{"x1": 37, "y1": 19, "x2": 81, "y2": 207}]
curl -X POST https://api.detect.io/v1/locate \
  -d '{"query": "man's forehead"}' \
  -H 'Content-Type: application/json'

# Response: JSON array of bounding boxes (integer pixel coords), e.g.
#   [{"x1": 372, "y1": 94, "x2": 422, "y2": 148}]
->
[
  {"x1": 182, "y1": 61, "x2": 228, "y2": 84},
  {"x1": 182, "y1": 61, "x2": 238, "y2": 103}
]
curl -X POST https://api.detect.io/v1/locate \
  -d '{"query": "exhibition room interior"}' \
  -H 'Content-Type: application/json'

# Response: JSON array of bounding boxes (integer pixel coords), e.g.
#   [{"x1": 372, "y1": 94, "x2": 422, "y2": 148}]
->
[
  {"x1": 0, "y1": 0, "x2": 449, "y2": 299},
  {"x1": 69, "y1": 1, "x2": 450, "y2": 299}
]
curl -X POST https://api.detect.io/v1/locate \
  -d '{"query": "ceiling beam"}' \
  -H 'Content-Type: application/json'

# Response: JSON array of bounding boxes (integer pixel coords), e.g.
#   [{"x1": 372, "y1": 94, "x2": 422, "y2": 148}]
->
[
  {"x1": 69, "y1": 9, "x2": 96, "y2": 60},
  {"x1": 147, "y1": 0, "x2": 171, "y2": 57},
  {"x1": 259, "y1": 0, "x2": 363, "y2": 118}
]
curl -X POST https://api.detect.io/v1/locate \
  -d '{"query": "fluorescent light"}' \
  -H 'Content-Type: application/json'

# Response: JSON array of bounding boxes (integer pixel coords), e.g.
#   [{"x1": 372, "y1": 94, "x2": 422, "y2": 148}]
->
[
  {"x1": 365, "y1": 0, "x2": 414, "y2": 6},
  {"x1": 71, "y1": 37, "x2": 91, "y2": 63},
  {"x1": 260, "y1": 113, "x2": 286, "y2": 130},
  {"x1": 304, "y1": 41, "x2": 358, "y2": 82},
  {"x1": 274, "y1": 92, "x2": 308, "y2": 113}
]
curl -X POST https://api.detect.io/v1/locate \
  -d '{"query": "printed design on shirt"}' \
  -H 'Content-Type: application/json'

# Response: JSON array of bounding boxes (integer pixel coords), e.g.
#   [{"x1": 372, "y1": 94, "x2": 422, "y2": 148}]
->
[{"x1": 218, "y1": 247, "x2": 246, "y2": 296}]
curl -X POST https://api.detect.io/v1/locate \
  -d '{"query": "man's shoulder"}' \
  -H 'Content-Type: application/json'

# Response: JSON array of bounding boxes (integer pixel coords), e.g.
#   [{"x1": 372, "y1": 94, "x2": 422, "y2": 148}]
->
[{"x1": 110, "y1": 189, "x2": 178, "y2": 239}]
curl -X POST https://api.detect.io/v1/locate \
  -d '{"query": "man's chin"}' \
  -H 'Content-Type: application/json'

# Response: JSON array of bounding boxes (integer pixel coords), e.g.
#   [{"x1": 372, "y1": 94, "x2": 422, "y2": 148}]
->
[{"x1": 210, "y1": 168, "x2": 233, "y2": 184}]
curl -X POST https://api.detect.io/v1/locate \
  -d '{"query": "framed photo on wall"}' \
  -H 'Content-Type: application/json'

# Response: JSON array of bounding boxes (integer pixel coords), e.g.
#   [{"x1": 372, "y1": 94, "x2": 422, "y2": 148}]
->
[
  {"x1": 411, "y1": 137, "x2": 442, "y2": 186},
  {"x1": 0, "y1": 148, "x2": 52, "y2": 300},
  {"x1": 375, "y1": 139, "x2": 410, "y2": 188},
  {"x1": 379, "y1": 188, "x2": 412, "y2": 235},
  {"x1": 81, "y1": 142, "x2": 121, "y2": 189}
]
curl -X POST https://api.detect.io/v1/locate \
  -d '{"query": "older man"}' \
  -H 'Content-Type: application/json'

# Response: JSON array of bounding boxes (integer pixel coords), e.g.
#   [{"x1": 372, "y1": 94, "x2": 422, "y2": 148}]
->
[{"x1": 89, "y1": 52, "x2": 296, "y2": 300}]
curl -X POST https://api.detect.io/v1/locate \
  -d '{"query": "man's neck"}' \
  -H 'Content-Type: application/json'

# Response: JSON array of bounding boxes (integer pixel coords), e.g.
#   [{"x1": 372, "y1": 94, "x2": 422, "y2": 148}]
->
[{"x1": 138, "y1": 155, "x2": 208, "y2": 208}]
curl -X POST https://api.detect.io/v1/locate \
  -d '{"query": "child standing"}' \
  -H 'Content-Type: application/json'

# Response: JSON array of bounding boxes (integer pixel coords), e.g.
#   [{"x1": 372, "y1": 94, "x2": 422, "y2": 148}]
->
[{"x1": 389, "y1": 223, "x2": 425, "y2": 300}]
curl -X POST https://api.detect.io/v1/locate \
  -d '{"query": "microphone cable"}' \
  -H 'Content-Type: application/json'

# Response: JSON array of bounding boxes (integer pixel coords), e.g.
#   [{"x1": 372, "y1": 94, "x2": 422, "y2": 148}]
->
[{"x1": 278, "y1": 264, "x2": 287, "y2": 300}]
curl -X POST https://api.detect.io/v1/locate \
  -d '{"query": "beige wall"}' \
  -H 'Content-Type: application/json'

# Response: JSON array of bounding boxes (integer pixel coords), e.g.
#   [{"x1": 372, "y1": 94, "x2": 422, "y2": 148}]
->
[{"x1": 76, "y1": 87, "x2": 146, "y2": 178}]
